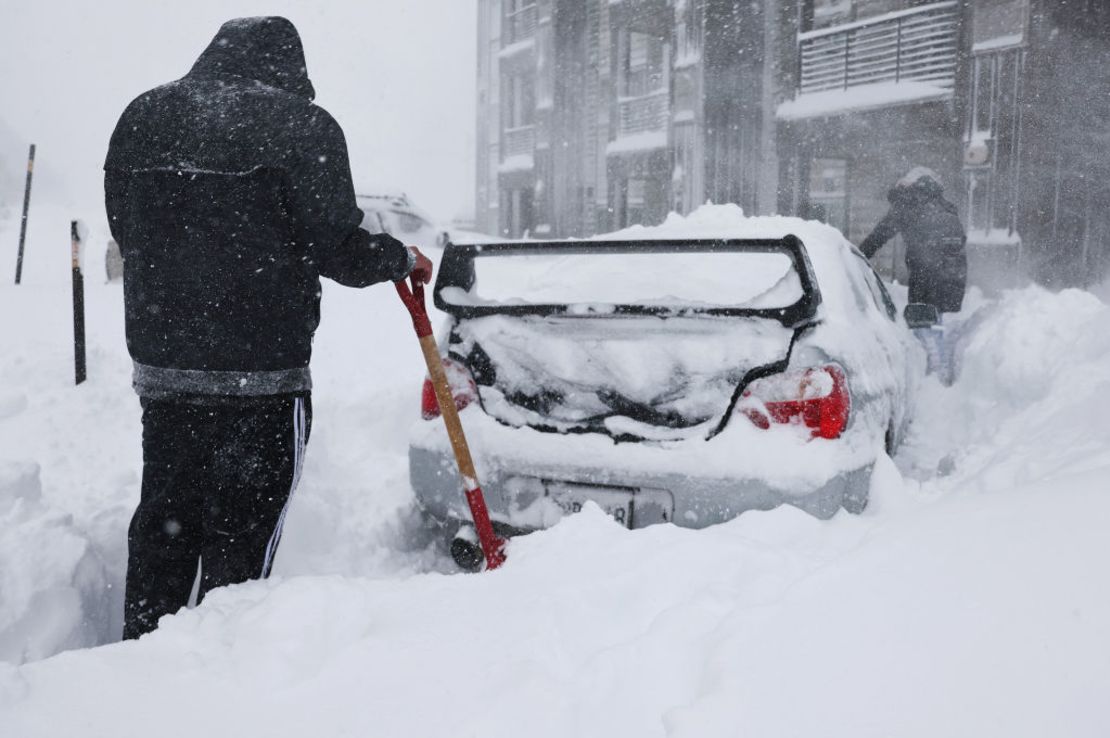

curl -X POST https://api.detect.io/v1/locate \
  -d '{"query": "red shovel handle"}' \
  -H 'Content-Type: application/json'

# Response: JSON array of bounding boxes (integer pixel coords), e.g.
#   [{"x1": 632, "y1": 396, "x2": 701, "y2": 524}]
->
[
  {"x1": 395, "y1": 275, "x2": 433, "y2": 338},
  {"x1": 395, "y1": 274, "x2": 507, "y2": 570}
]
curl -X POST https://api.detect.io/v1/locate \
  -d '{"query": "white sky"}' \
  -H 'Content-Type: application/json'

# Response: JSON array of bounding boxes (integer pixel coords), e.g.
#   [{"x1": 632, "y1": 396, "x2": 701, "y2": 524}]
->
[{"x1": 0, "y1": 0, "x2": 477, "y2": 223}]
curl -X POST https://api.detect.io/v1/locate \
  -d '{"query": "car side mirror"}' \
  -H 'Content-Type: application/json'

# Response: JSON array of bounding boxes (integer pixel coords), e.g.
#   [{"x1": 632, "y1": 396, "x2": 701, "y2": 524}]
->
[{"x1": 904, "y1": 302, "x2": 940, "y2": 329}]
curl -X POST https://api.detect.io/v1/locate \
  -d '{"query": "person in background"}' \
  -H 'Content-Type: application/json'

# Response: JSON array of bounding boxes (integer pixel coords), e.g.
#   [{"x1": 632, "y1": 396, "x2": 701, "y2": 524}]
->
[
  {"x1": 860, "y1": 167, "x2": 968, "y2": 314},
  {"x1": 860, "y1": 168, "x2": 967, "y2": 384},
  {"x1": 104, "y1": 16, "x2": 432, "y2": 639}
]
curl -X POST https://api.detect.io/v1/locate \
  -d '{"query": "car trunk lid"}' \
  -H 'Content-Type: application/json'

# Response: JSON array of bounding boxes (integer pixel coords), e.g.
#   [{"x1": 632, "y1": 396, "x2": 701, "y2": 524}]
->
[{"x1": 435, "y1": 237, "x2": 821, "y2": 440}]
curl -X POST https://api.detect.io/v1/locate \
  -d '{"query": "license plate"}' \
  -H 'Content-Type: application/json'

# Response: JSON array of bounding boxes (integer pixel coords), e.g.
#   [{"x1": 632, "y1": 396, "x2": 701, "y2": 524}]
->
[{"x1": 547, "y1": 481, "x2": 634, "y2": 528}]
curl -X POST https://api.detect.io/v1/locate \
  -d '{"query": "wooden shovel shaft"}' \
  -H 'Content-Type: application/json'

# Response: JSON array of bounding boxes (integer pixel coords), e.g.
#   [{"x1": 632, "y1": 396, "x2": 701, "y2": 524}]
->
[{"x1": 418, "y1": 333, "x2": 478, "y2": 482}]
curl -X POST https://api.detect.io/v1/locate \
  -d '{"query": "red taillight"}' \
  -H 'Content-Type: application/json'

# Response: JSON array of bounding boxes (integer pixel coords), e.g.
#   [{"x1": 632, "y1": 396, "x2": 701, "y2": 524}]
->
[
  {"x1": 738, "y1": 364, "x2": 850, "y2": 439},
  {"x1": 421, "y1": 357, "x2": 479, "y2": 420}
]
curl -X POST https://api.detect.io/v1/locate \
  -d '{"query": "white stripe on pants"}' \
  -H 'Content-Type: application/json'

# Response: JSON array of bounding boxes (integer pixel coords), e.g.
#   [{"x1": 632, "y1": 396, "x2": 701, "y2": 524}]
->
[{"x1": 261, "y1": 396, "x2": 306, "y2": 577}]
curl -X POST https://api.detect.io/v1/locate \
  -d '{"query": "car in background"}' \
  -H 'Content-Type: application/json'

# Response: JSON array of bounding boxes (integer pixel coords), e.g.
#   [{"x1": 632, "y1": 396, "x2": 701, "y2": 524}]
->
[
  {"x1": 407, "y1": 215, "x2": 921, "y2": 569},
  {"x1": 356, "y1": 192, "x2": 448, "y2": 252},
  {"x1": 357, "y1": 193, "x2": 495, "y2": 252}
]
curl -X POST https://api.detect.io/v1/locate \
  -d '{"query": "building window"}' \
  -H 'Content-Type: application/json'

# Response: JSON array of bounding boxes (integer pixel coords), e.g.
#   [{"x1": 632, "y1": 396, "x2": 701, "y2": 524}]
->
[
  {"x1": 503, "y1": 187, "x2": 535, "y2": 238},
  {"x1": 965, "y1": 48, "x2": 1024, "y2": 237},
  {"x1": 504, "y1": 0, "x2": 537, "y2": 46},
  {"x1": 488, "y1": 144, "x2": 500, "y2": 208},
  {"x1": 811, "y1": 0, "x2": 853, "y2": 29},
  {"x1": 625, "y1": 178, "x2": 647, "y2": 227},
  {"x1": 675, "y1": 0, "x2": 702, "y2": 66},
  {"x1": 672, "y1": 122, "x2": 697, "y2": 215},
  {"x1": 505, "y1": 0, "x2": 535, "y2": 16},
  {"x1": 621, "y1": 31, "x2": 665, "y2": 97},
  {"x1": 808, "y1": 0, "x2": 959, "y2": 31},
  {"x1": 807, "y1": 158, "x2": 850, "y2": 235},
  {"x1": 972, "y1": 0, "x2": 1028, "y2": 49},
  {"x1": 505, "y1": 72, "x2": 536, "y2": 129}
]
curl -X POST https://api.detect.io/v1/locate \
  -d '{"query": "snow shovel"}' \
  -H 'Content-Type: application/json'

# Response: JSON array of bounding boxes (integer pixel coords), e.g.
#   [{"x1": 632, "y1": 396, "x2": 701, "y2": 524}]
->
[{"x1": 395, "y1": 274, "x2": 507, "y2": 570}]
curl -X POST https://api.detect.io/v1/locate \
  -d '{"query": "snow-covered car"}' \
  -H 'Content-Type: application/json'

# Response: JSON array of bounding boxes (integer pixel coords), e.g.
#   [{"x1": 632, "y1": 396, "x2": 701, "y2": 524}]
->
[
  {"x1": 408, "y1": 211, "x2": 920, "y2": 568},
  {"x1": 356, "y1": 192, "x2": 449, "y2": 251}
]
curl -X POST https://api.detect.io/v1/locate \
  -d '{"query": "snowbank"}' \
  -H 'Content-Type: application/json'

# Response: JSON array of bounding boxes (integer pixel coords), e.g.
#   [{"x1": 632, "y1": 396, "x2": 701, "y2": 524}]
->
[
  {"x1": 3, "y1": 478, "x2": 1108, "y2": 737},
  {"x1": 0, "y1": 462, "x2": 111, "y2": 664},
  {"x1": 900, "y1": 285, "x2": 1110, "y2": 490}
]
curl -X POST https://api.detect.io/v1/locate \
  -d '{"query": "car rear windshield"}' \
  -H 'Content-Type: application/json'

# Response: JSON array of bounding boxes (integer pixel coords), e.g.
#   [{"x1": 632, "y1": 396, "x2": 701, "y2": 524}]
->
[
  {"x1": 440, "y1": 247, "x2": 802, "y2": 311},
  {"x1": 434, "y1": 238, "x2": 822, "y2": 326}
]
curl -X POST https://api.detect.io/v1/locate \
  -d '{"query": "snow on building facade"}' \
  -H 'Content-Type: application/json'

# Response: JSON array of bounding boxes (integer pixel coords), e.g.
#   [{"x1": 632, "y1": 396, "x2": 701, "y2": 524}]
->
[{"x1": 475, "y1": 0, "x2": 1110, "y2": 286}]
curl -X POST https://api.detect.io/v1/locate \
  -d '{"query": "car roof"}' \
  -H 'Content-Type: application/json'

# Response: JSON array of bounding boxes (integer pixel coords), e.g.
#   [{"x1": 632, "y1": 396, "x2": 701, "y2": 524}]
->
[{"x1": 355, "y1": 193, "x2": 437, "y2": 224}]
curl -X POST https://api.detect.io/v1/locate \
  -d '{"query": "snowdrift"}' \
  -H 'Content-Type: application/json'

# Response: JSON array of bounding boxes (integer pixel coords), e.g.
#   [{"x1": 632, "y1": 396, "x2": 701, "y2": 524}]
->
[
  {"x1": 0, "y1": 463, "x2": 111, "y2": 663},
  {"x1": 1, "y1": 205, "x2": 1109, "y2": 736}
]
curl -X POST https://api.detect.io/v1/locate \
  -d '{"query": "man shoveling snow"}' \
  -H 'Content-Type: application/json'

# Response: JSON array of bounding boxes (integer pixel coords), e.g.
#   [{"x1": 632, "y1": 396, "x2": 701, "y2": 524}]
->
[{"x1": 103, "y1": 16, "x2": 432, "y2": 639}]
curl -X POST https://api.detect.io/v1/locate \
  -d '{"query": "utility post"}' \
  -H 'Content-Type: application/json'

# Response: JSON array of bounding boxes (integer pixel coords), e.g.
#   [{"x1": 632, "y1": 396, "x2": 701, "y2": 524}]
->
[
  {"x1": 14, "y1": 144, "x2": 36, "y2": 284},
  {"x1": 71, "y1": 220, "x2": 87, "y2": 385}
]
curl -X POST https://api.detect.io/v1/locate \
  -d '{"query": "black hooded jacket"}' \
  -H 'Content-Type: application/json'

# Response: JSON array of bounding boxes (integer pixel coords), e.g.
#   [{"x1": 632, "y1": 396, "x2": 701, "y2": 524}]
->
[
  {"x1": 860, "y1": 177, "x2": 967, "y2": 313},
  {"x1": 105, "y1": 17, "x2": 410, "y2": 398}
]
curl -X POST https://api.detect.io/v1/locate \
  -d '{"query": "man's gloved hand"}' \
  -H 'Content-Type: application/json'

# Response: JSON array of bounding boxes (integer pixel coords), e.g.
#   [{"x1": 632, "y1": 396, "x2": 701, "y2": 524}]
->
[{"x1": 407, "y1": 246, "x2": 433, "y2": 284}]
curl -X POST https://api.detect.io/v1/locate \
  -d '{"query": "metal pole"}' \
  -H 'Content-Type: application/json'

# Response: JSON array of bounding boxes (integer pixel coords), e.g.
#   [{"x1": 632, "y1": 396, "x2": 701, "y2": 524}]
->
[
  {"x1": 1011, "y1": 51, "x2": 1026, "y2": 272},
  {"x1": 71, "y1": 220, "x2": 86, "y2": 385},
  {"x1": 14, "y1": 144, "x2": 36, "y2": 284}
]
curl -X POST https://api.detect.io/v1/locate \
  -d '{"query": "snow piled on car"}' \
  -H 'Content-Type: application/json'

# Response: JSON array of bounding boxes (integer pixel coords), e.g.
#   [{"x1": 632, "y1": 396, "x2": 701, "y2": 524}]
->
[
  {"x1": 2, "y1": 206, "x2": 1110, "y2": 736},
  {"x1": 453, "y1": 313, "x2": 796, "y2": 434}
]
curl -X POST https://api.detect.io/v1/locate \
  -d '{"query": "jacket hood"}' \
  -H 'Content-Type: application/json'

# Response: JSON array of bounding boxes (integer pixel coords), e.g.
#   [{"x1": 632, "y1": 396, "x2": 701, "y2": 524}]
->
[
  {"x1": 896, "y1": 166, "x2": 942, "y2": 191},
  {"x1": 888, "y1": 166, "x2": 945, "y2": 206},
  {"x1": 189, "y1": 16, "x2": 315, "y2": 100}
]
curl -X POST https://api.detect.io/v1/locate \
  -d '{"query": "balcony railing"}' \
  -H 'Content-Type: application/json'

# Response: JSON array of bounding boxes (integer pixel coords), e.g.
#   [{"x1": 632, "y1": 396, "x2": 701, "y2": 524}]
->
[
  {"x1": 798, "y1": 1, "x2": 959, "y2": 95},
  {"x1": 503, "y1": 3, "x2": 538, "y2": 47},
  {"x1": 617, "y1": 89, "x2": 669, "y2": 137},
  {"x1": 502, "y1": 125, "x2": 535, "y2": 159}
]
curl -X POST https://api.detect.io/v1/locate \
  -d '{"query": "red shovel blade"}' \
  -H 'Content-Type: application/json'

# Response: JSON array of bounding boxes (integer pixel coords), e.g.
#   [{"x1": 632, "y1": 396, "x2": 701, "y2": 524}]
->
[{"x1": 465, "y1": 486, "x2": 507, "y2": 570}]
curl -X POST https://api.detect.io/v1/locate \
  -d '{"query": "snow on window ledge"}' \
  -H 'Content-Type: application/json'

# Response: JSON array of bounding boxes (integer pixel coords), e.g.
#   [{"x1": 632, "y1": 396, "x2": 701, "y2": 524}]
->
[
  {"x1": 776, "y1": 81, "x2": 953, "y2": 121},
  {"x1": 972, "y1": 34, "x2": 1024, "y2": 54},
  {"x1": 498, "y1": 38, "x2": 535, "y2": 60},
  {"x1": 498, "y1": 154, "x2": 535, "y2": 174},
  {"x1": 606, "y1": 131, "x2": 668, "y2": 156}
]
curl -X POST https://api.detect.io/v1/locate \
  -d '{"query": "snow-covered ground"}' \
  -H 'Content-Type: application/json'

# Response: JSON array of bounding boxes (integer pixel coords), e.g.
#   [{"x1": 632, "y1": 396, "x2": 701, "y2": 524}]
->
[{"x1": 1, "y1": 206, "x2": 1109, "y2": 736}]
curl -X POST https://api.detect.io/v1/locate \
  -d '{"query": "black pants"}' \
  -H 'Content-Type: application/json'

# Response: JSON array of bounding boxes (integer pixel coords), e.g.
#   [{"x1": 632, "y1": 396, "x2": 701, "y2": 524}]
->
[{"x1": 123, "y1": 394, "x2": 311, "y2": 639}]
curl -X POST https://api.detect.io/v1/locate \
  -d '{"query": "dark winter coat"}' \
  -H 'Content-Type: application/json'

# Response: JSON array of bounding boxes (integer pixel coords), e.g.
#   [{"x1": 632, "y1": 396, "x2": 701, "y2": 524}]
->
[
  {"x1": 860, "y1": 180, "x2": 968, "y2": 313},
  {"x1": 104, "y1": 17, "x2": 411, "y2": 399}
]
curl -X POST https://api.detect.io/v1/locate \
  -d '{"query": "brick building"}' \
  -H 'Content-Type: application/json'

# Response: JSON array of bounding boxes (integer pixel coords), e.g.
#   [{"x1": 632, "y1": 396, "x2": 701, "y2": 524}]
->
[{"x1": 475, "y1": 0, "x2": 782, "y2": 239}]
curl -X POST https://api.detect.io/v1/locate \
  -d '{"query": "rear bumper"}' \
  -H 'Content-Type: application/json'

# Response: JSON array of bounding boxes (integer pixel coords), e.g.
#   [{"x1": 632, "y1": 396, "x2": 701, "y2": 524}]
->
[{"x1": 409, "y1": 444, "x2": 872, "y2": 532}]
